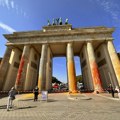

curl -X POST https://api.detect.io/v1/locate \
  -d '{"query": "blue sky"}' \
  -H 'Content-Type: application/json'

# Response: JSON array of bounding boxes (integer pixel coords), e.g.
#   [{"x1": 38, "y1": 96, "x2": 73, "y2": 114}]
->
[{"x1": 0, "y1": 0, "x2": 120, "y2": 83}]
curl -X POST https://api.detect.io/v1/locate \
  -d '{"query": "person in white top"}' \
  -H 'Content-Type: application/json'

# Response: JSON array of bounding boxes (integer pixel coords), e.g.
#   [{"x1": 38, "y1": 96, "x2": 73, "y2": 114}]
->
[
  {"x1": 115, "y1": 86, "x2": 120, "y2": 99},
  {"x1": 7, "y1": 87, "x2": 17, "y2": 111}
]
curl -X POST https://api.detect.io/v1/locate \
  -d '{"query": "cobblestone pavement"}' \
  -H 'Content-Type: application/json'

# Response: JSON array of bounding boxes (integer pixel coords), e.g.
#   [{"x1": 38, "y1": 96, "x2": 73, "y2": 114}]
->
[{"x1": 0, "y1": 92, "x2": 120, "y2": 120}]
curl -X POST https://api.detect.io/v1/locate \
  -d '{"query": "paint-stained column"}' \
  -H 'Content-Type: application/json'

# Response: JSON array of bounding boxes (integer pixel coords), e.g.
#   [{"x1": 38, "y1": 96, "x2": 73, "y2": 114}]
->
[
  {"x1": 107, "y1": 41, "x2": 120, "y2": 86},
  {"x1": 101, "y1": 43, "x2": 118, "y2": 88},
  {"x1": 24, "y1": 47, "x2": 39, "y2": 91},
  {"x1": 87, "y1": 41, "x2": 103, "y2": 93},
  {"x1": 0, "y1": 46, "x2": 12, "y2": 90},
  {"x1": 46, "y1": 47, "x2": 52, "y2": 91},
  {"x1": 3, "y1": 48, "x2": 21, "y2": 91},
  {"x1": 67, "y1": 43, "x2": 77, "y2": 93},
  {"x1": 80, "y1": 45, "x2": 94, "y2": 91},
  {"x1": 15, "y1": 45, "x2": 30, "y2": 91},
  {"x1": 38, "y1": 44, "x2": 48, "y2": 91}
]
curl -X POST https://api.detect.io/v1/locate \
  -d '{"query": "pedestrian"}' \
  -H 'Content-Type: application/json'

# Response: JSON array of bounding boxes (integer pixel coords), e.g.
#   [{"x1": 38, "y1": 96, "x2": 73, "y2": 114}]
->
[
  {"x1": 33, "y1": 86, "x2": 39, "y2": 101},
  {"x1": 109, "y1": 84, "x2": 114, "y2": 98},
  {"x1": 7, "y1": 87, "x2": 16, "y2": 111},
  {"x1": 107, "y1": 85, "x2": 110, "y2": 94},
  {"x1": 115, "y1": 86, "x2": 120, "y2": 99}
]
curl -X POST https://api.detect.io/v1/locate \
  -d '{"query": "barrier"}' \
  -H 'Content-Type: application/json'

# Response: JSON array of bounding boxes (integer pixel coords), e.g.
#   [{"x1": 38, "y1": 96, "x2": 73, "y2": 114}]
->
[{"x1": 41, "y1": 91, "x2": 48, "y2": 101}]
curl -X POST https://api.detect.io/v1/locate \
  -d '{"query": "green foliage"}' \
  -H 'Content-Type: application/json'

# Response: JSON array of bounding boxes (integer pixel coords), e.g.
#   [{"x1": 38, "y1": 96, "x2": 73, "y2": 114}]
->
[
  {"x1": 52, "y1": 75, "x2": 82, "y2": 84},
  {"x1": 52, "y1": 76, "x2": 62, "y2": 84},
  {"x1": 76, "y1": 75, "x2": 83, "y2": 83}
]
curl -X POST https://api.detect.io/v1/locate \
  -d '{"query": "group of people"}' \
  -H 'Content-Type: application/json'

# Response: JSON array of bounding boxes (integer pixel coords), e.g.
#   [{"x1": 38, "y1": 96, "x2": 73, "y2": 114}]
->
[
  {"x1": 107, "y1": 84, "x2": 120, "y2": 99},
  {"x1": 6, "y1": 86, "x2": 39, "y2": 111}
]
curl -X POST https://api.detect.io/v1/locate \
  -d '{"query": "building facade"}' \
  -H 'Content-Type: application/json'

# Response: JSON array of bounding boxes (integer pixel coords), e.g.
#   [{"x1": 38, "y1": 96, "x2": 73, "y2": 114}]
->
[{"x1": 0, "y1": 24, "x2": 120, "y2": 93}]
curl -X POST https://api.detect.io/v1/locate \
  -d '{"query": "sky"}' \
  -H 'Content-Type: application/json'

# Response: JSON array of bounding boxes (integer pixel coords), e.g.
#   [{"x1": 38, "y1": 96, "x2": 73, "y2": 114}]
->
[{"x1": 0, "y1": 0, "x2": 120, "y2": 83}]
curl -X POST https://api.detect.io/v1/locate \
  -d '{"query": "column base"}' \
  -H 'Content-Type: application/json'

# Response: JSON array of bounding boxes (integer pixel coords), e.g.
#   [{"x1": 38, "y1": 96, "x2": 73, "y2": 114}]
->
[
  {"x1": 69, "y1": 90, "x2": 78, "y2": 94},
  {"x1": 15, "y1": 85, "x2": 23, "y2": 91},
  {"x1": 93, "y1": 89, "x2": 104, "y2": 94}
]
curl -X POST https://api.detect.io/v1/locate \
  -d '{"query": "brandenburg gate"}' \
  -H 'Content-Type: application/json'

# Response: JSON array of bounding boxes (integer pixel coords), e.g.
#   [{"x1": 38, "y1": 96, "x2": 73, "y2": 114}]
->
[{"x1": 0, "y1": 23, "x2": 120, "y2": 93}]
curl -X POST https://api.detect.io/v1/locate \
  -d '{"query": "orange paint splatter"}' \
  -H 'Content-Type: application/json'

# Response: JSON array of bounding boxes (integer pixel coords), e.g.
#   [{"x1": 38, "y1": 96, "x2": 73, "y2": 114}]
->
[
  {"x1": 68, "y1": 60, "x2": 77, "y2": 93},
  {"x1": 15, "y1": 57, "x2": 24, "y2": 86},
  {"x1": 91, "y1": 61, "x2": 103, "y2": 92}
]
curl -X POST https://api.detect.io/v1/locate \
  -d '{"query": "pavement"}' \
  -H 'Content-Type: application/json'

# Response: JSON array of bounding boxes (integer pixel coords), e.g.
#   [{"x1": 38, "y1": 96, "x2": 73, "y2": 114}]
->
[{"x1": 0, "y1": 92, "x2": 120, "y2": 120}]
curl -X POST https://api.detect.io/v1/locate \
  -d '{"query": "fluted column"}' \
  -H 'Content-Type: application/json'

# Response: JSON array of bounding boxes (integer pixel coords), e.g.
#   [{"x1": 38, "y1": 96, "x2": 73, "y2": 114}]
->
[
  {"x1": 107, "y1": 41, "x2": 120, "y2": 86},
  {"x1": 38, "y1": 44, "x2": 48, "y2": 91},
  {"x1": 3, "y1": 48, "x2": 21, "y2": 91},
  {"x1": 15, "y1": 45, "x2": 30, "y2": 91},
  {"x1": 46, "y1": 47, "x2": 52, "y2": 91},
  {"x1": 81, "y1": 45, "x2": 94, "y2": 91},
  {"x1": 87, "y1": 41, "x2": 103, "y2": 92},
  {"x1": 67, "y1": 43, "x2": 77, "y2": 93},
  {"x1": 101, "y1": 43, "x2": 118, "y2": 88},
  {"x1": 24, "y1": 47, "x2": 40, "y2": 91},
  {"x1": 0, "y1": 46, "x2": 12, "y2": 90}
]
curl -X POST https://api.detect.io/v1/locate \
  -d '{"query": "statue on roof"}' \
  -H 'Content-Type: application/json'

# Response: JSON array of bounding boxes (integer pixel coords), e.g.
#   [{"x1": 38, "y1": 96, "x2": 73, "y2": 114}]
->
[
  {"x1": 47, "y1": 19, "x2": 51, "y2": 26},
  {"x1": 65, "y1": 18, "x2": 68, "y2": 24},
  {"x1": 56, "y1": 18, "x2": 59, "y2": 25},
  {"x1": 59, "y1": 17, "x2": 62, "y2": 25},
  {"x1": 52, "y1": 18, "x2": 56, "y2": 25}
]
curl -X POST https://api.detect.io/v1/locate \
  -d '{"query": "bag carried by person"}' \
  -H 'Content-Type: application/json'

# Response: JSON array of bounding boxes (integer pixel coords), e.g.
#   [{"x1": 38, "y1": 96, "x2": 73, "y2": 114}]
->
[{"x1": 10, "y1": 96, "x2": 15, "y2": 100}]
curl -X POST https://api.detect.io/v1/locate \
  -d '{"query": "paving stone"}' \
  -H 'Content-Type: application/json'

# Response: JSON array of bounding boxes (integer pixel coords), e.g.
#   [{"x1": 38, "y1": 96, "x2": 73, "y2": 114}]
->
[{"x1": 0, "y1": 93, "x2": 120, "y2": 120}]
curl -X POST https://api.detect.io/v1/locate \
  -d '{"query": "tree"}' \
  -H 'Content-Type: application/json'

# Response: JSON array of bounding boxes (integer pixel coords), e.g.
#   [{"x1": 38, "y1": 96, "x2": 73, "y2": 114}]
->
[
  {"x1": 52, "y1": 76, "x2": 62, "y2": 84},
  {"x1": 76, "y1": 75, "x2": 83, "y2": 83}
]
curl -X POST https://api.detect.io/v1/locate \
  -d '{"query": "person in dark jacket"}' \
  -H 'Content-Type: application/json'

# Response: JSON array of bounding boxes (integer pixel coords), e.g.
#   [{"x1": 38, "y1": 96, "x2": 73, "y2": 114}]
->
[
  {"x1": 109, "y1": 84, "x2": 115, "y2": 98},
  {"x1": 7, "y1": 87, "x2": 16, "y2": 111},
  {"x1": 33, "y1": 86, "x2": 39, "y2": 101}
]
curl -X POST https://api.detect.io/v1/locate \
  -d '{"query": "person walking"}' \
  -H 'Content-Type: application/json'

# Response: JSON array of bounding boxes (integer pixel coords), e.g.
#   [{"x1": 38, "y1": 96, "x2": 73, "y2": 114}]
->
[
  {"x1": 115, "y1": 86, "x2": 120, "y2": 99},
  {"x1": 109, "y1": 84, "x2": 114, "y2": 98},
  {"x1": 7, "y1": 87, "x2": 16, "y2": 111},
  {"x1": 33, "y1": 86, "x2": 39, "y2": 101}
]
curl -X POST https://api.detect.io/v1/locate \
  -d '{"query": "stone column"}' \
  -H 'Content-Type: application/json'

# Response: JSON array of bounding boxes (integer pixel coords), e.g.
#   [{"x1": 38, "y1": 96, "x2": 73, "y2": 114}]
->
[
  {"x1": 87, "y1": 41, "x2": 103, "y2": 93},
  {"x1": 107, "y1": 41, "x2": 120, "y2": 86},
  {"x1": 81, "y1": 45, "x2": 94, "y2": 91},
  {"x1": 46, "y1": 47, "x2": 52, "y2": 91},
  {"x1": 0, "y1": 46, "x2": 12, "y2": 90},
  {"x1": 3, "y1": 48, "x2": 22, "y2": 91},
  {"x1": 38, "y1": 44, "x2": 48, "y2": 91},
  {"x1": 15, "y1": 45, "x2": 30, "y2": 91},
  {"x1": 67, "y1": 43, "x2": 77, "y2": 93},
  {"x1": 24, "y1": 47, "x2": 34, "y2": 91},
  {"x1": 24, "y1": 47, "x2": 39, "y2": 91},
  {"x1": 101, "y1": 43, "x2": 118, "y2": 88}
]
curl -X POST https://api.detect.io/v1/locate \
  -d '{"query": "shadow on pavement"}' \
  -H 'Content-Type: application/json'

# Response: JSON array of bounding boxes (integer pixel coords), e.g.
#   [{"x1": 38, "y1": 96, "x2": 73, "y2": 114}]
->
[
  {"x1": 0, "y1": 105, "x2": 7, "y2": 109},
  {"x1": 47, "y1": 99, "x2": 58, "y2": 102},
  {"x1": 13, "y1": 106, "x2": 37, "y2": 110},
  {"x1": 0, "y1": 94, "x2": 8, "y2": 99},
  {"x1": 18, "y1": 98, "x2": 33, "y2": 101},
  {"x1": 0, "y1": 105, "x2": 37, "y2": 110}
]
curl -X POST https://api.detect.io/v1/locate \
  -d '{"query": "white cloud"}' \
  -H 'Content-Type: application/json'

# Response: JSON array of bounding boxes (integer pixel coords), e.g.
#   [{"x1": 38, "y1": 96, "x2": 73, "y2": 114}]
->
[
  {"x1": 5, "y1": 0, "x2": 9, "y2": 9},
  {"x1": 0, "y1": 0, "x2": 10, "y2": 9},
  {"x1": 0, "y1": 22, "x2": 16, "y2": 33},
  {"x1": 90, "y1": 0, "x2": 120, "y2": 24},
  {"x1": 11, "y1": 1, "x2": 14, "y2": 8},
  {"x1": 0, "y1": 0, "x2": 27, "y2": 17}
]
